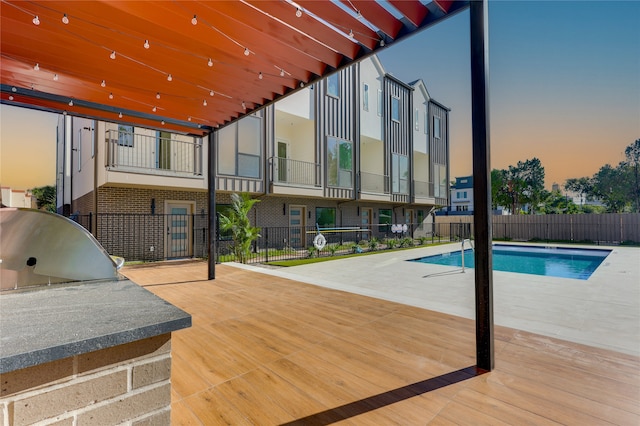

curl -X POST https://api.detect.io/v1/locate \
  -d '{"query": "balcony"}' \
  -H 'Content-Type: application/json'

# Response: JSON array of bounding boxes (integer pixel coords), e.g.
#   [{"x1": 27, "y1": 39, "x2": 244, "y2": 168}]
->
[
  {"x1": 270, "y1": 157, "x2": 320, "y2": 187},
  {"x1": 105, "y1": 130, "x2": 203, "y2": 178},
  {"x1": 359, "y1": 171, "x2": 389, "y2": 194}
]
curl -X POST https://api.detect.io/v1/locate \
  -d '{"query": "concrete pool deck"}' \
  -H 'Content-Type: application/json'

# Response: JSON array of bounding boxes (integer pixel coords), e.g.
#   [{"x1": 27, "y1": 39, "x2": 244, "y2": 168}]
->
[{"x1": 235, "y1": 242, "x2": 640, "y2": 356}]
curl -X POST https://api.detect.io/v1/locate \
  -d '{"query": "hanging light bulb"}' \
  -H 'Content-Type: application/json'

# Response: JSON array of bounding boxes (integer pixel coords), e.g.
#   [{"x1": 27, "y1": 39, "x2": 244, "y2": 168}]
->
[
  {"x1": 188, "y1": 116, "x2": 192, "y2": 121},
  {"x1": 258, "y1": 72, "x2": 263, "y2": 80},
  {"x1": 203, "y1": 99, "x2": 207, "y2": 106},
  {"x1": 244, "y1": 47, "x2": 250, "y2": 56},
  {"x1": 167, "y1": 74, "x2": 172, "y2": 81},
  {"x1": 191, "y1": 15, "x2": 197, "y2": 25},
  {"x1": 9, "y1": 95, "x2": 14, "y2": 101},
  {"x1": 34, "y1": 63, "x2": 40, "y2": 71},
  {"x1": 296, "y1": 7, "x2": 302, "y2": 18},
  {"x1": 110, "y1": 51, "x2": 116, "y2": 59},
  {"x1": 280, "y1": 69, "x2": 285, "y2": 77},
  {"x1": 53, "y1": 74, "x2": 59, "y2": 81},
  {"x1": 207, "y1": 58, "x2": 213, "y2": 67},
  {"x1": 209, "y1": 90, "x2": 214, "y2": 96},
  {"x1": 11, "y1": 87, "x2": 17, "y2": 92},
  {"x1": 101, "y1": 80, "x2": 106, "y2": 87},
  {"x1": 62, "y1": 14, "x2": 69, "y2": 24},
  {"x1": 348, "y1": 29, "x2": 354, "y2": 38},
  {"x1": 143, "y1": 39, "x2": 150, "y2": 49},
  {"x1": 109, "y1": 92, "x2": 114, "y2": 99},
  {"x1": 242, "y1": 101, "x2": 246, "y2": 110},
  {"x1": 299, "y1": 81, "x2": 305, "y2": 88},
  {"x1": 156, "y1": 92, "x2": 161, "y2": 99},
  {"x1": 380, "y1": 39, "x2": 385, "y2": 47},
  {"x1": 118, "y1": 112, "x2": 123, "y2": 118},
  {"x1": 161, "y1": 120, "x2": 165, "y2": 125},
  {"x1": 68, "y1": 100, "x2": 73, "y2": 106},
  {"x1": 152, "y1": 106, "x2": 157, "y2": 112},
  {"x1": 32, "y1": 15, "x2": 40, "y2": 25}
]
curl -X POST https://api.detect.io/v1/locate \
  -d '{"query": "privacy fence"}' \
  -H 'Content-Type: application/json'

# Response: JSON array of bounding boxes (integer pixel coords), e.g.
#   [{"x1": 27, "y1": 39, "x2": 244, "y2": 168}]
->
[{"x1": 71, "y1": 213, "x2": 640, "y2": 264}]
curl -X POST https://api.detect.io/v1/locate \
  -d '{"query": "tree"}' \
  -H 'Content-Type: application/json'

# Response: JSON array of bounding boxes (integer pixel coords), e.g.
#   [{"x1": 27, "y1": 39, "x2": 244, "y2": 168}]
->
[
  {"x1": 30, "y1": 185, "x2": 56, "y2": 212},
  {"x1": 564, "y1": 177, "x2": 593, "y2": 206},
  {"x1": 218, "y1": 193, "x2": 261, "y2": 263},
  {"x1": 624, "y1": 138, "x2": 640, "y2": 212},
  {"x1": 511, "y1": 158, "x2": 546, "y2": 214},
  {"x1": 591, "y1": 163, "x2": 631, "y2": 213}
]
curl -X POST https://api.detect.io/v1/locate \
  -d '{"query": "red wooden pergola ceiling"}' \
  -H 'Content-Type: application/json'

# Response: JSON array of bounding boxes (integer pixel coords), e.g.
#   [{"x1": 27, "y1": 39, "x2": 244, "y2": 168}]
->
[{"x1": 1, "y1": 0, "x2": 468, "y2": 136}]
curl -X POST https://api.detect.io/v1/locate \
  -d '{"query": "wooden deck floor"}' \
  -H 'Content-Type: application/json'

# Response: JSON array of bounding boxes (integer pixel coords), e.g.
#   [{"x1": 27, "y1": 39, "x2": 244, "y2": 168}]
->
[{"x1": 121, "y1": 261, "x2": 640, "y2": 425}]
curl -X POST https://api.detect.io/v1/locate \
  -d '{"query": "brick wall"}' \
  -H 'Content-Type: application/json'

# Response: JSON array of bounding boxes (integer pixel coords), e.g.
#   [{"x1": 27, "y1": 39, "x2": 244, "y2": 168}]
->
[
  {"x1": 71, "y1": 191, "x2": 95, "y2": 217},
  {"x1": 97, "y1": 187, "x2": 208, "y2": 215},
  {"x1": 0, "y1": 334, "x2": 172, "y2": 426}
]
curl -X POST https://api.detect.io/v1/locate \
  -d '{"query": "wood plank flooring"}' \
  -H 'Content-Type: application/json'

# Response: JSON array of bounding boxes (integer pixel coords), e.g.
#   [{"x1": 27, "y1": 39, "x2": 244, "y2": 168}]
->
[{"x1": 121, "y1": 261, "x2": 640, "y2": 425}]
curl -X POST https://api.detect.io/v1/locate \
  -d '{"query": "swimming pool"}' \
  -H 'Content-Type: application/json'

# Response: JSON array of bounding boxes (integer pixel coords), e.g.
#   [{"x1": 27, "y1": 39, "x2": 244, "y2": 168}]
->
[{"x1": 410, "y1": 244, "x2": 611, "y2": 280}]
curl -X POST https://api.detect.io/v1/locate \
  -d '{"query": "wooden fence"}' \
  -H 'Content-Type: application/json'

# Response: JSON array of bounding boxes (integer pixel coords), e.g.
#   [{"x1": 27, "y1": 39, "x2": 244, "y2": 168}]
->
[{"x1": 435, "y1": 213, "x2": 640, "y2": 244}]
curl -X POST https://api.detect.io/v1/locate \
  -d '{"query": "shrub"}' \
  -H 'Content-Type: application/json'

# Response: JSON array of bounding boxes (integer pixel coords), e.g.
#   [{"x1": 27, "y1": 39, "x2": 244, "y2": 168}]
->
[
  {"x1": 368, "y1": 237, "x2": 379, "y2": 251},
  {"x1": 385, "y1": 238, "x2": 398, "y2": 249}
]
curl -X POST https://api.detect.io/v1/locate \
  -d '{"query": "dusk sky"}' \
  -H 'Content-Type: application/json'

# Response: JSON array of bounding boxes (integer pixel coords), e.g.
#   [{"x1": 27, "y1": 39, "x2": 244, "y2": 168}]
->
[{"x1": 1, "y1": 1, "x2": 638, "y2": 191}]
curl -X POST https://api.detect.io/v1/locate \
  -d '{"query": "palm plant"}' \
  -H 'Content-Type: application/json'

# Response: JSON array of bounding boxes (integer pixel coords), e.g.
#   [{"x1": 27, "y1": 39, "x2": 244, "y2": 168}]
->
[{"x1": 218, "y1": 193, "x2": 261, "y2": 263}]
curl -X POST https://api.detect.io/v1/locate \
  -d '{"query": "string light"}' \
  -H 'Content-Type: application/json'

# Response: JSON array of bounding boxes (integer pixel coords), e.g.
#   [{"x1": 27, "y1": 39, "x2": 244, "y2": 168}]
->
[
  {"x1": 296, "y1": 7, "x2": 302, "y2": 17},
  {"x1": 300, "y1": 81, "x2": 305, "y2": 88},
  {"x1": 11, "y1": 87, "x2": 17, "y2": 92},
  {"x1": 152, "y1": 106, "x2": 157, "y2": 112},
  {"x1": 9, "y1": 95, "x2": 14, "y2": 101},
  {"x1": 34, "y1": 63, "x2": 40, "y2": 71},
  {"x1": 280, "y1": 69, "x2": 285, "y2": 77},
  {"x1": 156, "y1": 92, "x2": 161, "y2": 99},
  {"x1": 167, "y1": 74, "x2": 172, "y2": 81},
  {"x1": 380, "y1": 39, "x2": 385, "y2": 47},
  {"x1": 143, "y1": 39, "x2": 150, "y2": 49},
  {"x1": 68, "y1": 100, "x2": 73, "y2": 106},
  {"x1": 62, "y1": 14, "x2": 69, "y2": 24},
  {"x1": 110, "y1": 51, "x2": 116, "y2": 59},
  {"x1": 118, "y1": 112, "x2": 123, "y2": 118},
  {"x1": 244, "y1": 48, "x2": 250, "y2": 56},
  {"x1": 242, "y1": 101, "x2": 246, "y2": 110},
  {"x1": 32, "y1": 15, "x2": 40, "y2": 25},
  {"x1": 348, "y1": 29, "x2": 354, "y2": 38},
  {"x1": 53, "y1": 74, "x2": 59, "y2": 81},
  {"x1": 258, "y1": 72, "x2": 263, "y2": 80},
  {"x1": 209, "y1": 90, "x2": 214, "y2": 96},
  {"x1": 109, "y1": 92, "x2": 114, "y2": 99},
  {"x1": 207, "y1": 58, "x2": 213, "y2": 67},
  {"x1": 101, "y1": 80, "x2": 106, "y2": 87},
  {"x1": 188, "y1": 116, "x2": 192, "y2": 121},
  {"x1": 161, "y1": 120, "x2": 165, "y2": 125},
  {"x1": 203, "y1": 99, "x2": 207, "y2": 106},
  {"x1": 191, "y1": 15, "x2": 197, "y2": 25}
]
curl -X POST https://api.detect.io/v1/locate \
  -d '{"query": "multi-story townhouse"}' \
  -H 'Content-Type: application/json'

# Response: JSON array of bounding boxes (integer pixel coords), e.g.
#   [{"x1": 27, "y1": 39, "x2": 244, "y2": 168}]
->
[{"x1": 58, "y1": 55, "x2": 450, "y2": 259}]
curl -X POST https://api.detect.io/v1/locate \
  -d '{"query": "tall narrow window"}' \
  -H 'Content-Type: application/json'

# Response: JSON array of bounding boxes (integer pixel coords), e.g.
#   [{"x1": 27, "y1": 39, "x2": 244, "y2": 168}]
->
[
  {"x1": 377, "y1": 89, "x2": 382, "y2": 116},
  {"x1": 363, "y1": 83, "x2": 369, "y2": 111},
  {"x1": 327, "y1": 137, "x2": 352, "y2": 188},
  {"x1": 392, "y1": 153, "x2": 409, "y2": 194},
  {"x1": 327, "y1": 74, "x2": 339, "y2": 97},
  {"x1": 434, "y1": 116, "x2": 441, "y2": 139},
  {"x1": 391, "y1": 97, "x2": 400, "y2": 122}
]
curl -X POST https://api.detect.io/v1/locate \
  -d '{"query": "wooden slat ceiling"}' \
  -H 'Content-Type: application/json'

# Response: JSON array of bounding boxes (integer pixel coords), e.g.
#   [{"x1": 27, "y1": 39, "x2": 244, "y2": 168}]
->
[{"x1": 1, "y1": 0, "x2": 469, "y2": 136}]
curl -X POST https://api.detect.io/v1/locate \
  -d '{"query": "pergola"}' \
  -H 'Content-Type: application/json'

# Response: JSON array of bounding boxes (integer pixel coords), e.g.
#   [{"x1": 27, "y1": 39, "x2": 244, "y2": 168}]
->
[{"x1": 1, "y1": 0, "x2": 493, "y2": 370}]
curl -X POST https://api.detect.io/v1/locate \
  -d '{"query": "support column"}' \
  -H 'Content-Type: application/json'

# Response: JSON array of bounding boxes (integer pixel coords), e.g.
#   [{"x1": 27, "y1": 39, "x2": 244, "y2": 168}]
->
[
  {"x1": 207, "y1": 132, "x2": 216, "y2": 280},
  {"x1": 470, "y1": 0, "x2": 494, "y2": 371}
]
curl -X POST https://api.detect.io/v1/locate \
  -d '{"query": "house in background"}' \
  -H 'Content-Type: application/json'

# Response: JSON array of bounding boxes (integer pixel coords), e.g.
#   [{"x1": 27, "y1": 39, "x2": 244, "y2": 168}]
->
[
  {"x1": 58, "y1": 54, "x2": 451, "y2": 259},
  {"x1": 1, "y1": 187, "x2": 33, "y2": 208}
]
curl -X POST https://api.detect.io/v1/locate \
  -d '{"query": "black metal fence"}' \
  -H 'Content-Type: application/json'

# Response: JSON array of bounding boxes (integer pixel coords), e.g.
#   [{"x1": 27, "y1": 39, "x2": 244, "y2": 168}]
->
[{"x1": 69, "y1": 213, "x2": 639, "y2": 264}]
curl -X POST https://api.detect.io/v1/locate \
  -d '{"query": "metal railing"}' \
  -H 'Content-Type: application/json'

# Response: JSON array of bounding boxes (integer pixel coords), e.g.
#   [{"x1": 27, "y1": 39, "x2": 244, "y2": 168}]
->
[
  {"x1": 413, "y1": 179, "x2": 434, "y2": 198},
  {"x1": 270, "y1": 157, "x2": 320, "y2": 186},
  {"x1": 105, "y1": 130, "x2": 203, "y2": 176},
  {"x1": 359, "y1": 171, "x2": 389, "y2": 193}
]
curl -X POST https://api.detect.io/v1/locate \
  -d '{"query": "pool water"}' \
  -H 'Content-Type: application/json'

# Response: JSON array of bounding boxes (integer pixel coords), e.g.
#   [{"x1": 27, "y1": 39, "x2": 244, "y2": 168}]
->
[{"x1": 410, "y1": 244, "x2": 611, "y2": 280}]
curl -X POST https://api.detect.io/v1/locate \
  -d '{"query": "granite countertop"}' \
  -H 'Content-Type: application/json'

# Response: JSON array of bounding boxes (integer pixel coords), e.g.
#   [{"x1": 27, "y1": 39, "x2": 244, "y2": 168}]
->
[{"x1": 0, "y1": 279, "x2": 191, "y2": 373}]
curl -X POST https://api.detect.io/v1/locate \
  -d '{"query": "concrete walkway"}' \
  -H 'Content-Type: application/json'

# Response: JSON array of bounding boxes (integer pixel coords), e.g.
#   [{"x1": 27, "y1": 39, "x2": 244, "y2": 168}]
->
[{"x1": 235, "y1": 242, "x2": 640, "y2": 356}]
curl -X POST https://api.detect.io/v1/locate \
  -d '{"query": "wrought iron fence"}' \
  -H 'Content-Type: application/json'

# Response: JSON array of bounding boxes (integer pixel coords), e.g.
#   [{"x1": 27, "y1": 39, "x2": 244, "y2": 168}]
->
[{"x1": 68, "y1": 213, "x2": 640, "y2": 264}]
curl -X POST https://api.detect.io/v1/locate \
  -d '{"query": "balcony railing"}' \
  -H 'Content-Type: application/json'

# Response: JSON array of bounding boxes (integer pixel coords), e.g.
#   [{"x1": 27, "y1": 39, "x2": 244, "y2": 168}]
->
[
  {"x1": 105, "y1": 130, "x2": 203, "y2": 177},
  {"x1": 413, "y1": 180, "x2": 434, "y2": 198},
  {"x1": 270, "y1": 157, "x2": 320, "y2": 186},
  {"x1": 359, "y1": 171, "x2": 389, "y2": 194}
]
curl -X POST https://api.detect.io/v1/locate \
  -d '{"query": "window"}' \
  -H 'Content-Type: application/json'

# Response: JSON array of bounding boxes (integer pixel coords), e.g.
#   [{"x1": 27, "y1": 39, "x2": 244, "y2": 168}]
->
[
  {"x1": 327, "y1": 74, "x2": 339, "y2": 97},
  {"x1": 434, "y1": 164, "x2": 447, "y2": 198},
  {"x1": 327, "y1": 137, "x2": 353, "y2": 188},
  {"x1": 118, "y1": 124, "x2": 133, "y2": 147},
  {"x1": 415, "y1": 109, "x2": 419, "y2": 130},
  {"x1": 434, "y1": 116, "x2": 441, "y2": 139},
  {"x1": 378, "y1": 208, "x2": 392, "y2": 232},
  {"x1": 463, "y1": 191, "x2": 467, "y2": 199},
  {"x1": 424, "y1": 112, "x2": 428, "y2": 135},
  {"x1": 392, "y1": 153, "x2": 409, "y2": 194},
  {"x1": 316, "y1": 207, "x2": 336, "y2": 228},
  {"x1": 377, "y1": 89, "x2": 382, "y2": 116},
  {"x1": 456, "y1": 192, "x2": 461, "y2": 199},
  {"x1": 217, "y1": 115, "x2": 262, "y2": 178},
  {"x1": 391, "y1": 97, "x2": 400, "y2": 121},
  {"x1": 363, "y1": 83, "x2": 369, "y2": 111}
]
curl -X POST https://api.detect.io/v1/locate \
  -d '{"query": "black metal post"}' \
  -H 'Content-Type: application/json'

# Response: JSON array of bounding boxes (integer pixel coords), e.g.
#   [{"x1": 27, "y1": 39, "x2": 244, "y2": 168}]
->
[
  {"x1": 470, "y1": 0, "x2": 494, "y2": 371},
  {"x1": 207, "y1": 132, "x2": 216, "y2": 280}
]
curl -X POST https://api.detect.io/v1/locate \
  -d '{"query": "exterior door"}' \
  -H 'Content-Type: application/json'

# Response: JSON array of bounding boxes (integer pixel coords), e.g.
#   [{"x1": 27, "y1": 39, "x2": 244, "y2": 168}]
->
[
  {"x1": 166, "y1": 202, "x2": 193, "y2": 258},
  {"x1": 277, "y1": 141, "x2": 288, "y2": 182},
  {"x1": 288, "y1": 205, "x2": 306, "y2": 248},
  {"x1": 157, "y1": 131, "x2": 172, "y2": 170},
  {"x1": 361, "y1": 207, "x2": 373, "y2": 240}
]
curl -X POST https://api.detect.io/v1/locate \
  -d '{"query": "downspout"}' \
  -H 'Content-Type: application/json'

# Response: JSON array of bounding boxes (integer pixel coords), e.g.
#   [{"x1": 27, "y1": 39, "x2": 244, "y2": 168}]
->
[{"x1": 207, "y1": 130, "x2": 216, "y2": 280}]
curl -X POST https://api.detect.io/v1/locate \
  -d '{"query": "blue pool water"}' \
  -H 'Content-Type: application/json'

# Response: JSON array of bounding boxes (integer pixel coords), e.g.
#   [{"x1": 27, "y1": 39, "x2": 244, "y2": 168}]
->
[{"x1": 410, "y1": 244, "x2": 611, "y2": 280}]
